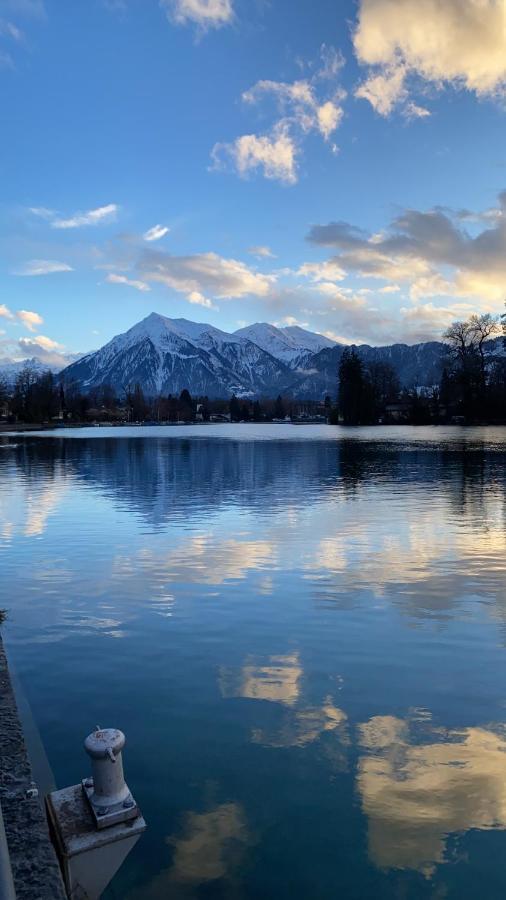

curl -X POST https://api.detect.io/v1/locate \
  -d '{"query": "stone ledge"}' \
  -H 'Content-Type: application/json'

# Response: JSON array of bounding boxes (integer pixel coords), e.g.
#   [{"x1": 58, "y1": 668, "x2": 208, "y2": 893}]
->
[{"x1": 0, "y1": 637, "x2": 66, "y2": 900}]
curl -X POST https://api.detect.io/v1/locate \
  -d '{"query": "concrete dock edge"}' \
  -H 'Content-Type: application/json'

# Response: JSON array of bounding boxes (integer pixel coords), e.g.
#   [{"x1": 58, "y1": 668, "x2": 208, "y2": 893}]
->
[{"x1": 0, "y1": 636, "x2": 66, "y2": 899}]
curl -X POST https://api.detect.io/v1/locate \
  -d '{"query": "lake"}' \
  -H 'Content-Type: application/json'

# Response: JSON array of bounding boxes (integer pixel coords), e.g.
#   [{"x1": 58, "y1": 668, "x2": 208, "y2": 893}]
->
[{"x1": 1, "y1": 424, "x2": 506, "y2": 899}]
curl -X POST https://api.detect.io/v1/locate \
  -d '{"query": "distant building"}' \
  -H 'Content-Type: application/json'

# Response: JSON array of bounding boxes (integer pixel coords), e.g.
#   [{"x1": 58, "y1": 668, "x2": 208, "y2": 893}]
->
[{"x1": 384, "y1": 401, "x2": 411, "y2": 422}]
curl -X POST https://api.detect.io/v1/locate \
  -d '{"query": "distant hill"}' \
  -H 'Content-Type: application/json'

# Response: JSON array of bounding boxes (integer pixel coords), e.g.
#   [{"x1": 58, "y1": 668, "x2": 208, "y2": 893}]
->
[{"x1": 0, "y1": 353, "x2": 84, "y2": 387}]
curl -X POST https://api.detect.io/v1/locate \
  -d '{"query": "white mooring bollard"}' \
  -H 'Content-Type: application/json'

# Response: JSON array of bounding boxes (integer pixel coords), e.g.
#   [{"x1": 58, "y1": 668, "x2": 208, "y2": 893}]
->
[
  {"x1": 83, "y1": 727, "x2": 136, "y2": 828},
  {"x1": 46, "y1": 726, "x2": 146, "y2": 900}
]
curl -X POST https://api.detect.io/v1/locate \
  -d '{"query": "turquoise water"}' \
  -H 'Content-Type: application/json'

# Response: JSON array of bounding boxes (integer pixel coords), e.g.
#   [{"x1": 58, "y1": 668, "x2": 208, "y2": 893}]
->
[{"x1": 1, "y1": 424, "x2": 506, "y2": 899}]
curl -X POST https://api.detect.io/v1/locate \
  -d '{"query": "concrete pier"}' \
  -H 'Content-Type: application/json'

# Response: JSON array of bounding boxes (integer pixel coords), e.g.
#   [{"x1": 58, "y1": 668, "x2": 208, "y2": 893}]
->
[{"x1": 0, "y1": 637, "x2": 66, "y2": 899}]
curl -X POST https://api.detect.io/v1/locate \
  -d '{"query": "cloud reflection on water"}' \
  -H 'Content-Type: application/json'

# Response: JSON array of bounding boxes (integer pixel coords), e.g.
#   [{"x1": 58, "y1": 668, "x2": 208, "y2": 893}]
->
[
  {"x1": 2, "y1": 432, "x2": 506, "y2": 895},
  {"x1": 220, "y1": 653, "x2": 302, "y2": 706},
  {"x1": 220, "y1": 651, "x2": 506, "y2": 879},
  {"x1": 357, "y1": 712, "x2": 506, "y2": 877},
  {"x1": 126, "y1": 801, "x2": 252, "y2": 900}
]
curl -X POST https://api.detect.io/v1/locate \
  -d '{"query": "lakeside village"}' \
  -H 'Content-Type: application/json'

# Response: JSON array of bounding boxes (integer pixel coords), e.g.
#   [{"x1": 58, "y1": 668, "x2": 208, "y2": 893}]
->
[{"x1": 1, "y1": 313, "x2": 506, "y2": 429}]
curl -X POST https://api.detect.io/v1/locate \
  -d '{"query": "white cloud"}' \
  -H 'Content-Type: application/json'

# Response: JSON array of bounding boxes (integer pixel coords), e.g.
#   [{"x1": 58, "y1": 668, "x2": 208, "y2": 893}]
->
[
  {"x1": 355, "y1": 64, "x2": 407, "y2": 116},
  {"x1": 143, "y1": 224, "x2": 170, "y2": 242},
  {"x1": 248, "y1": 245, "x2": 276, "y2": 259},
  {"x1": 354, "y1": 0, "x2": 506, "y2": 115},
  {"x1": 0, "y1": 306, "x2": 43, "y2": 331},
  {"x1": 307, "y1": 193, "x2": 506, "y2": 304},
  {"x1": 13, "y1": 259, "x2": 73, "y2": 276},
  {"x1": 51, "y1": 203, "x2": 118, "y2": 229},
  {"x1": 278, "y1": 280, "x2": 482, "y2": 345},
  {"x1": 242, "y1": 78, "x2": 315, "y2": 109},
  {"x1": 14, "y1": 332, "x2": 69, "y2": 367},
  {"x1": 16, "y1": 309, "x2": 43, "y2": 331},
  {"x1": 316, "y1": 100, "x2": 343, "y2": 138},
  {"x1": 213, "y1": 47, "x2": 346, "y2": 183},
  {"x1": 160, "y1": 0, "x2": 233, "y2": 29},
  {"x1": 316, "y1": 44, "x2": 345, "y2": 81},
  {"x1": 105, "y1": 273, "x2": 151, "y2": 292},
  {"x1": 405, "y1": 101, "x2": 431, "y2": 119},
  {"x1": 29, "y1": 206, "x2": 55, "y2": 220},
  {"x1": 212, "y1": 129, "x2": 298, "y2": 185},
  {"x1": 379, "y1": 284, "x2": 400, "y2": 294},
  {"x1": 0, "y1": 304, "x2": 14, "y2": 320},
  {"x1": 0, "y1": 20, "x2": 23, "y2": 40},
  {"x1": 322, "y1": 330, "x2": 354, "y2": 345},
  {"x1": 140, "y1": 248, "x2": 275, "y2": 299},
  {"x1": 242, "y1": 75, "x2": 345, "y2": 140},
  {"x1": 277, "y1": 316, "x2": 309, "y2": 328},
  {"x1": 298, "y1": 260, "x2": 346, "y2": 282},
  {"x1": 187, "y1": 290, "x2": 218, "y2": 310},
  {"x1": 397, "y1": 302, "x2": 478, "y2": 343},
  {"x1": 19, "y1": 334, "x2": 62, "y2": 352}
]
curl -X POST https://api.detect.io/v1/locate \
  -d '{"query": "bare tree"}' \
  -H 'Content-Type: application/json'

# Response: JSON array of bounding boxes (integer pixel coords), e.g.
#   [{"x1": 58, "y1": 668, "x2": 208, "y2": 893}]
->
[
  {"x1": 442, "y1": 319, "x2": 475, "y2": 364},
  {"x1": 468, "y1": 313, "x2": 500, "y2": 388}
]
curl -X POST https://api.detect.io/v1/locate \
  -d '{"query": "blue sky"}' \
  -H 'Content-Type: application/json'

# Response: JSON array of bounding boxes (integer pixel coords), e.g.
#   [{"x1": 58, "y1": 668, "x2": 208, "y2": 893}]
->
[{"x1": 1, "y1": 0, "x2": 506, "y2": 364}]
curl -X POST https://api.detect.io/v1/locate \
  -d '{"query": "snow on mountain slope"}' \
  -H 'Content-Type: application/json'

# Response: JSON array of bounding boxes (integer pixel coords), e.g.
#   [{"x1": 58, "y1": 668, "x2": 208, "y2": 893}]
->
[
  {"x1": 56, "y1": 311, "x2": 498, "y2": 400},
  {"x1": 282, "y1": 325, "x2": 336, "y2": 354},
  {"x1": 0, "y1": 353, "x2": 84, "y2": 386},
  {"x1": 0, "y1": 357, "x2": 53, "y2": 386},
  {"x1": 233, "y1": 322, "x2": 336, "y2": 366},
  {"x1": 60, "y1": 313, "x2": 292, "y2": 397}
]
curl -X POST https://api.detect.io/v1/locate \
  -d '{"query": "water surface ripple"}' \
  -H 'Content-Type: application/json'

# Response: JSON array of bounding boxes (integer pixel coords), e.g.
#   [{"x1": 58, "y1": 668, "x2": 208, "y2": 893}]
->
[{"x1": 1, "y1": 425, "x2": 506, "y2": 899}]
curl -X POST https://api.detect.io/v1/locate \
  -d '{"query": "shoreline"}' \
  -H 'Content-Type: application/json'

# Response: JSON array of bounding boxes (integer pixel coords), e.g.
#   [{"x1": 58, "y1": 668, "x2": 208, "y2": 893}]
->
[
  {"x1": 2, "y1": 420, "x2": 506, "y2": 434},
  {"x1": 0, "y1": 636, "x2": 65, "y2": 899}
]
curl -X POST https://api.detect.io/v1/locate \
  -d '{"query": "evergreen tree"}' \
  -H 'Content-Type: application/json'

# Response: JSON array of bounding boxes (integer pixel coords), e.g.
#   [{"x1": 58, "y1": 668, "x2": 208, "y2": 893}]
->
[
  {"x1": 129, "y1": 383, "x2": 148, "y2": 421},
  {"x1": 0, "y1": 378, "x2": 9, "y2": 409},
  {"x1": 274, "y1": 395, "x2": 285, "y2": 419},
  {"x1": 338, "y1": 348, "x2": 365, "y2": 424},
  {"x1": 367, "y1": 361, "x2": 400, "y2": 414},
  {"x1": 229, "y1": 394, "x2": 241, "y2": 421},
  {"x1": 179, "y1": 388, "x2": 194, "y2": 421}
]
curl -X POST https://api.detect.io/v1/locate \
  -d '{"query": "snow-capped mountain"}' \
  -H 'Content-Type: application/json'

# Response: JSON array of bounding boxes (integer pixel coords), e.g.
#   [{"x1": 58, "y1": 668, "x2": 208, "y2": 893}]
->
[
  {"x1": 234, "y1": 322, "x2": 335, "y2": 367},
  {"x1": 0, "y1": 353, "x2": 83, "y2": 387},
  {"x1": 57, "y1": 311, "x2": 497, "y2": 400},
  {"x1": 0, "y1": 357, "x2": 52, "y2": 386},
  {"x1": 60, "y1": 313, "x2": 293, "y2": 397}
]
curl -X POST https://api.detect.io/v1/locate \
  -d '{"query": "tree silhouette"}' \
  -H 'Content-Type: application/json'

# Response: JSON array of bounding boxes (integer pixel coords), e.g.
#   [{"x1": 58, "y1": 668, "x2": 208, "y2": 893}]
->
[
  {"x1": 229, "y1": 395, "x2": 241, "y2": 421},
  {"x1": 338, "y1": 348, "x2": 366, "y2": 424},
  {"x1": 274, "y1": 395, "x2": 285, "y2": 419}
]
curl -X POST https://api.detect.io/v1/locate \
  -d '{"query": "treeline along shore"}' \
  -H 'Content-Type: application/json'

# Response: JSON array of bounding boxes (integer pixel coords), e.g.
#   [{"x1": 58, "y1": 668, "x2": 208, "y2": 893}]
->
[{"x1": 1, "y1": 313, "x2": 505, "y2": 428}]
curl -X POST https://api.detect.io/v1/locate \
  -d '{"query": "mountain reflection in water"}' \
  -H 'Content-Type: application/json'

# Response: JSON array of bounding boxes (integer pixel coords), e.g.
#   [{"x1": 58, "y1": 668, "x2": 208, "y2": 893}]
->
[{"x1": 1, "y1": 426, "x2": 506, "y2": 900}]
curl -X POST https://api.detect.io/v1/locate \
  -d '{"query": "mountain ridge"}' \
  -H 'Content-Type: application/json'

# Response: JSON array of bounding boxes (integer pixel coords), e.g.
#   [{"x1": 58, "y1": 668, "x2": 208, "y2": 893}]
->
[{"x1": 8, "y1": 312, "x2": 501, "y2": 399}]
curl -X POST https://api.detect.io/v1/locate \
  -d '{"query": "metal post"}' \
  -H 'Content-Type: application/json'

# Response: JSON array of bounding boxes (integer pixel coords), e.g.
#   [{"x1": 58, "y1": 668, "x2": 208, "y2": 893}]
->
[
  {"x1": 82, "y1": 727, "x2": 136, "y2": 828},
  {"x1": 46, "y1": 725, "x2": 146, "y2": 900},
  {"x1": 0, "y1": 801, "x2": 17, "y2": 900}
]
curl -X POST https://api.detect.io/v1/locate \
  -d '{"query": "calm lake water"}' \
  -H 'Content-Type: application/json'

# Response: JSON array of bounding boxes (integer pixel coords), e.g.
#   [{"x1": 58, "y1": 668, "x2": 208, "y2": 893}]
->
[{"x1": 1, "y1": 424, "x2": 506, "y2": 899}]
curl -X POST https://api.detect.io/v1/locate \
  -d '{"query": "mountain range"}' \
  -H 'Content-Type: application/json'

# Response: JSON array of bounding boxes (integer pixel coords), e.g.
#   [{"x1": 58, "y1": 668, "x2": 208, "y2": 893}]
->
[
  {"x1": 2, "y1": 312, "x2": 501, "y2": 399},
  {"x1": 53, "y1": 312, "x2": 451, "y2": 399},
  {"x1": 0, "y1": 353, "x2": 83, "y2": 387}
]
